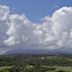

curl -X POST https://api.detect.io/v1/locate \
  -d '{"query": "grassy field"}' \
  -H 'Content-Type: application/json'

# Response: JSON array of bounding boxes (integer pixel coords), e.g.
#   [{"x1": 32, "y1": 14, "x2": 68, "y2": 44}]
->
[{"x1": 0, "y1": 66, "x2": 72, "y2": 72}]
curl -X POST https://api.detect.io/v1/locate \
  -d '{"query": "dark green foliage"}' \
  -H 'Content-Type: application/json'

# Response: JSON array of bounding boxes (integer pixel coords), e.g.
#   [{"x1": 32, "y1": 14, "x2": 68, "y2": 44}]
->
[{"x1": 0, "y1": 54, "x2": 72, "y2": 72}]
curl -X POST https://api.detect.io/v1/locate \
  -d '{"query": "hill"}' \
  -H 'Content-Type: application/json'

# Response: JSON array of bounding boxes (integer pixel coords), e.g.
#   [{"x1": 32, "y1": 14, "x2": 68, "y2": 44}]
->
[{"x1": 0, "y1": 54, "x2": 72, "y2": 72}]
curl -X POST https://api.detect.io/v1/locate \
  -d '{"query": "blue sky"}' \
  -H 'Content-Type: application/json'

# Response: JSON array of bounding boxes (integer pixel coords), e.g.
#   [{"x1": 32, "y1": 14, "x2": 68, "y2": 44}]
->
[{"x1": 0, "y1": 0, "x2": 72, "y2": 22}]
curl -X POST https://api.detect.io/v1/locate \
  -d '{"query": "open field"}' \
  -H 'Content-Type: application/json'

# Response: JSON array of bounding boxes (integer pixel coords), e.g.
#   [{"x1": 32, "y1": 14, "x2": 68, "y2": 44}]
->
[{"x1": 0, "y1": 66, "x2": 72, "y2": 72}]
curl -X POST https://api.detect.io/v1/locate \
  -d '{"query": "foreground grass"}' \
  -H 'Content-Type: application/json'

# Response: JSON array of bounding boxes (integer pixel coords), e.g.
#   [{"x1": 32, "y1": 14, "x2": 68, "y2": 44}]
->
[
  {"x1": 0, "y1": 66, "x2": 13, "y2": 72},
  {"x1": 0, "y1": 66, "x2": 72, "y2": 72}
]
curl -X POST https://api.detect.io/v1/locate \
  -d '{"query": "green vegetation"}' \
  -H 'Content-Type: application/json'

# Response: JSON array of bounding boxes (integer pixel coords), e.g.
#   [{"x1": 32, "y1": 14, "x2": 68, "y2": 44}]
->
[{"x1": 0, "y1": 54, "x2": 72, "y2": 72}]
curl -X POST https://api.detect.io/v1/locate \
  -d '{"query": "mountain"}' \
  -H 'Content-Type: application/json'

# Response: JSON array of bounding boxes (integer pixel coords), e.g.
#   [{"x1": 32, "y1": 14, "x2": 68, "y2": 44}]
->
[{"x1": 5, "y1": 47, "x2": 72, "y2": 55}]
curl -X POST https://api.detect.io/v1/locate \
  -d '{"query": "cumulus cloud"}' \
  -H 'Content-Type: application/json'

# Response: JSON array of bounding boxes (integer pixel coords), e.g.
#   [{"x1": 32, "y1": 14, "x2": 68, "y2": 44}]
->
[
  {"x1": 0, "y1": 5, "x2": 9, "y2": 46},
  {"x1": 0, "y1": 5, "x2": 72, "y2": 51}
]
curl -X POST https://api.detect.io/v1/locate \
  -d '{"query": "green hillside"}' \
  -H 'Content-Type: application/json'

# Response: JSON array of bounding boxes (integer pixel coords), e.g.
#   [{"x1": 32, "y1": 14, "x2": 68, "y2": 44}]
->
[{"x1": 0, "y1": 54, "x2": 72, "y2": 72}]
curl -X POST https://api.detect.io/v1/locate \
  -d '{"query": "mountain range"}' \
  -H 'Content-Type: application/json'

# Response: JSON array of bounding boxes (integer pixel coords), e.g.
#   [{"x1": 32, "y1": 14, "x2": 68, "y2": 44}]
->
[{"x1": 5, "y1": 47, "x2": 72, "y2": 55}]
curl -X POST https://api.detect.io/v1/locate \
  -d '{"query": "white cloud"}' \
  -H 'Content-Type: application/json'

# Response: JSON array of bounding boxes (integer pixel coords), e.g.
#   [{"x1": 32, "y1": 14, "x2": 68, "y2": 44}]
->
[
  {"x1": 0, "y1": 5, "x2": 9, "y2": 46},
  {"x1": 0, "y1": 5, "x2": 9, "y2": 20},
  {"x1": 0, "y1": 5, "x2": 72, "y2": 50},
  {"x1": 52, "y1": 7, "x2": 72, "y2": 32}
]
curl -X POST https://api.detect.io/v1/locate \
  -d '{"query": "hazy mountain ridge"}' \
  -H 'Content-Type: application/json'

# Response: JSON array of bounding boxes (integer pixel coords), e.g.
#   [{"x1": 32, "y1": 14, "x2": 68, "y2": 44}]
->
[{"x1": 4, "y1": 48, "x2": 72, "y2": 55}]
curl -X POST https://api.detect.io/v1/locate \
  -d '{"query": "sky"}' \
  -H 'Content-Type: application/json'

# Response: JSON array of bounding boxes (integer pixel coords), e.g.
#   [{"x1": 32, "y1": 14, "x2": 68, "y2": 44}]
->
[
  {"x1": 0, "y1": 0, "x2": 72, "y2": 22},
  {"x1": 0, "y1": 0, "x2": 72, "y2": 54}
]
